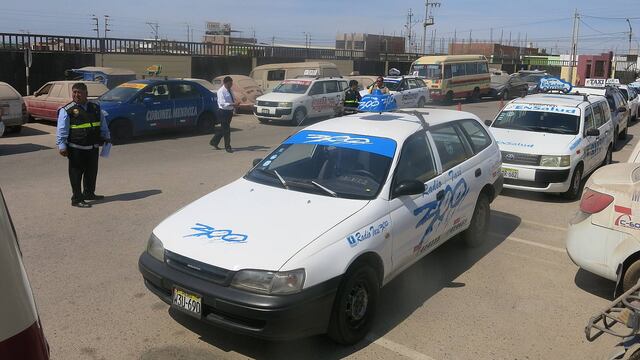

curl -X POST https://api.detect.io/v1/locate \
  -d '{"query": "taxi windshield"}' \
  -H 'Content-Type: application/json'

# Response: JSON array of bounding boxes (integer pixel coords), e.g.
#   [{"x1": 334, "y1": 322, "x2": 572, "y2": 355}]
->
[
  {"x1": 272, "y1": 81, "x2": 310, "y2": 94},
  {"x1": 245, "y1": 131, "x2": 396, "y2": 199},
  {"x1": 411, "y1": 64, "x2": 442, "y2": 79},
  {"x1": 100, "y1": 86, "x2": 141, "y2": 102},
  {"x1": 493, "y1": 109, "x2": 580, "y2": 135},
  {"x1": 384, "y1": 80, "x2": 401, "y2": 91}
]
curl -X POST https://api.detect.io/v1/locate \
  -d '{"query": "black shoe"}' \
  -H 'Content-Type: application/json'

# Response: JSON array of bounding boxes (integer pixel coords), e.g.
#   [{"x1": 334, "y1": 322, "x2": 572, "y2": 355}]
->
[
  {"x1": 71, "y1": 201, "x2": 92, "y2": 208},
  {"x1": 84, "y1": 194, "x2": 105, "y2": 201},
  {"x1": 225, "y1": 147, "x2": 233, "y2": 153}
]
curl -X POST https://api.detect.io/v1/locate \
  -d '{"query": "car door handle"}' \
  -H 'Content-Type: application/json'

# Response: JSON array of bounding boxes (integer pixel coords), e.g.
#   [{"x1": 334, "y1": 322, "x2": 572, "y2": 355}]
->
[
  {"x1": 475, "y1": 168, "x2": 482, "y2": 178},
  {"x1": 436, "y1": 190, "x2": 445, "y2": 201}
]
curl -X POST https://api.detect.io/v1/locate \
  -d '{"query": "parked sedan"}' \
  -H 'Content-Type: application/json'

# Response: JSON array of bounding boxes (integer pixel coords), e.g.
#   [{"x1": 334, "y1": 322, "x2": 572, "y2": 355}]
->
[
  {"x1": 0, "y1": 82, "x2": 27, "y2": 134},
  {"x1": 566, "y1": 162, "x2": 640, "y2": 294},
  {"x1": 489, "y1": 70, "x2": 528, "y2": 100},
  {"x1": 619, "y1": 85, "x2": 639, "y2": 121},
  {"x1": 24, "y1": 81, "x2": 108, "y2": 122}
]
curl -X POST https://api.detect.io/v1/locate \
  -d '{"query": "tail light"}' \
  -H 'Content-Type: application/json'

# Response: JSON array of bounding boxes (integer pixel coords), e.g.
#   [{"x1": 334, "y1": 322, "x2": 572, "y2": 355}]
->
[{"x1": 580, "y1": 188, "x2": 614, "y2": 214}]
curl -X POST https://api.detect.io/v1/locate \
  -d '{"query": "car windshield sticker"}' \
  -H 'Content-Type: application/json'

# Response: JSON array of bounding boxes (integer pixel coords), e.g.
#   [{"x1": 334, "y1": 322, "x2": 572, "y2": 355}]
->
[
  {"x1": 184, "y1": 223, "x2": 248, "y2": 243},
  {"x1": 118, "y1": 83, "x2": 147, "y2": 89},
  {"x1": 496, "y1": 140, "x2": 534, "y2": 148},
  {"x1": 504, "y1": 103, "x2": 580, "y2": 115},
  {"x1": 284, "y1": 130, "x2": 397, "y2": 158},
  {"x1": 282, "y1": 79, "x2": 312, "y2": 86}
]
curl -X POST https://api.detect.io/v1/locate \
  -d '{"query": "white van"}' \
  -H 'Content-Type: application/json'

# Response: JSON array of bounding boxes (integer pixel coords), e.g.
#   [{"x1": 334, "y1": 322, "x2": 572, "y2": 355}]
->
[
  {"x1": 0, "y1": 188, "x2": 49, "y2": 359},
  {"x1": 250, "y1": 62, "x2": 341, "y2": 93},
  {"x1": 488, "y1": 93, "x2": 614, "y2": 199}
]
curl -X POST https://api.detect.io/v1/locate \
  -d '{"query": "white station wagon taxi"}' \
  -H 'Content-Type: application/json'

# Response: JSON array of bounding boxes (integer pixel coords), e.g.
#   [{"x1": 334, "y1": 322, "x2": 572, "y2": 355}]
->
[
  {"x1": 139, "y1": 104, "x2": 503, "y2": 344},
  {"x1": 488, "y1": 93, "x2": 614, "y2": 199}
]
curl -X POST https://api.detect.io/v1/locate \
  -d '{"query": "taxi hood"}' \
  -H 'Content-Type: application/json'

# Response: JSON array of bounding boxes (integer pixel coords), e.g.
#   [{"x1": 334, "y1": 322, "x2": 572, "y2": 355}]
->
[
  {"x1": 490, "y1": 127, "x2": 577, "y2": 155},
  {"x1": 257, "y1": 92, "x2": 305, "y2": 103},
  {"x1": 154, "y1": 178, "x2": 369, "y2": 271}
]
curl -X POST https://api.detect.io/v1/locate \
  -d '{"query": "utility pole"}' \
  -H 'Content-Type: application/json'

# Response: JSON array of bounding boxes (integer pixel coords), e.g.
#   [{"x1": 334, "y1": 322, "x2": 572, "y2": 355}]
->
[
  {"x1": 490, "y1": 28, "x2": 493, "y2": 44},
  {"x1": 405, "y1": 9, "x2": 413, "y2": 53},
  {"x1": 147, "y1": 22, "x2": 159, "y2": 41},
  {"x1": 91, "y1": 14, "x2": 100, "y2": 38},
  {"x1": 103, "y1": 15, "x2": 110, "y2": 38},
  {"x1": 421, "y1": 0, "x2": 441, "y2": 54},
  {"x1": 569, "y1": 9, "x2": 580, "y2": 84},
  {"x1": 303, "y1": 32, "x2": 310, "y2": 48},
  {"x1": 185, "y1": 23, "x2": 191, "y2": 42},
  {"x1": 500, "y1": 29, "x2": 503, "y2": 45},
  {"x1": 627, "y1": 19, "x2": 633, "y2": 55}
]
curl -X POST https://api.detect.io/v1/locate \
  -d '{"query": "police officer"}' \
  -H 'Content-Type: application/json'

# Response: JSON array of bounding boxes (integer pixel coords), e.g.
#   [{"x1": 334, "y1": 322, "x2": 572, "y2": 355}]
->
[
  {"x1": 344, "y1": 80, "x2": 361, "y2": 113},
  {"x1": 56, "y1": 83, "x2": 110, "y2": 208}
]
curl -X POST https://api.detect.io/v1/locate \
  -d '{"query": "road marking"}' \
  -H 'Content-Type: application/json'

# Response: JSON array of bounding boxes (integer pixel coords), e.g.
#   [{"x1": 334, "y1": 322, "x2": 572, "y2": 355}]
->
[
  {"x1": 366, "y1": 335, "x2": 438, "y2": 360},
  {"x1": 493, "y1": 213, "x2": 568, "y2": 232},
  {"x1": 489, "y1": 232, "x2": 566, "y2": 253}
]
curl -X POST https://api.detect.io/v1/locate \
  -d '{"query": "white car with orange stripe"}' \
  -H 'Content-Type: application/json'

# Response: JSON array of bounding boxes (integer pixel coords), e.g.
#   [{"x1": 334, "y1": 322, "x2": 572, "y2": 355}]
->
[{"x1": 566, "y1": 163, "x2": 640, "y2": 295}]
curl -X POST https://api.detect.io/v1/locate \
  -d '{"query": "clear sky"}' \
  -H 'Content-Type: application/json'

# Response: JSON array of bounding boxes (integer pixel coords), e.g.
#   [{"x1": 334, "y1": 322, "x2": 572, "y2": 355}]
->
[{"x1": 0, "y1": 0, "x2": 638, "y2": 54}]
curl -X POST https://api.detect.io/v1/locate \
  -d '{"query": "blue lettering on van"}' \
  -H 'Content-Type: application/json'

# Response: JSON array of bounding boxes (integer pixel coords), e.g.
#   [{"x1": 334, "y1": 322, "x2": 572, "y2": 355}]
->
[
  {"x1": 184, "y1": 223, "x2": 248, "y2": 243},
  {"x1": 569, "y1": 137, "x2": 581, "y2": 151}
]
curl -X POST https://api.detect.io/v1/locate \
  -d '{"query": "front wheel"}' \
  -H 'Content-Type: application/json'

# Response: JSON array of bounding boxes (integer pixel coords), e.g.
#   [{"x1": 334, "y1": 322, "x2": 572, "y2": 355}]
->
[
  {"x1": 619, "y1": 126, "x2": 628, "y2": 140},
  {"x1": 461, "y1": 193, "x2": 490, "y2": 247},
  {"x1": 196, "y1": 112, "x2": 215, "y2": 134},
  {"x1": 468, "y1": 88, "x2": 480, "y2": 102},
  {"x1": 602, "y1": 145, "x2": 613, "y2": 166},
  {"x1": 291, "y1": 108, "x2": 307, "y2": 126},
  {"x1": 328, "y1": 266, "x2": 379, "y2": 345},
  {"x1": 109, "y1": 119, "x2": 133, "y2": 145},
  {"x1": 623, "y1": 261, "x2": 640, "y2": 293},
  {"x1": 563, "y1": 166, "x2": 583, "y2": 200}
]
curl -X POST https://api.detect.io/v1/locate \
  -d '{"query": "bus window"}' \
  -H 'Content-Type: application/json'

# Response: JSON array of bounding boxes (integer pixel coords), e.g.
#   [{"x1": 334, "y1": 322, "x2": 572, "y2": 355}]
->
[
  {"x1": 411, "y1": 64, "x2": 442, "y2": 79},
  {"x1": 478, "y1": 62, "x2": 489, "y2": 74},
  {"x1": 451, "y1": 63, "x2": 465, "y2": 77},
  {"x1": 444, "y1": 64, "x2": 452, "y2": 79},
  {"x1": 465, "y1": 63, "x2": 478, "y2": 76}
]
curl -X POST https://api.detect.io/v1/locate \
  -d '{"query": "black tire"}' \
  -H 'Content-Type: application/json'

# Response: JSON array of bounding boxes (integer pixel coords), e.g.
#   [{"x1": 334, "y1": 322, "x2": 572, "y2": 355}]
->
[
  {"x1": 468, "y1": 88, "x2": 480, "y2": 102},
  {"x1": 7, "y1": 125, "x2": 22, "y2": 134},
  {"x1": 619, "y1": 126, "x2": 628, "y2": 140},
  {"x1": 196, "y1": 112, "x2": 215, "y2": 134},
  {"x1": 461, "y1": 193, "x2": 491, "y2": 247},
  {"x1": 109, "y1": 119, "x2": 133, "y2": 145},
  {"x1": 328, "y1": 265, "x2": 379, "y2": 345},
  {"x1": 563, "y1": 165, "x2": 583, "y2": 200},
  {"x1": 291, "y1": 108, "x2": 307, "y2": 126},
  {"x1": 444, "y1": 91, "x2": 454, "y2": 104},
  {"x1": 417, "y1": 97, "x2": 426, "y2": 108},
  {"x1": 623, "y1": 261, "x2": 640, "y2": 292},
  {"x1": 602, "y1": 145, "x2": 613, "y2": 167},
  {"x1": 613, "y1": 126, "x2": 619, "y2": 150},
  {"x1": 502, "y1": 89, "x2": 509, "y2": 100}
]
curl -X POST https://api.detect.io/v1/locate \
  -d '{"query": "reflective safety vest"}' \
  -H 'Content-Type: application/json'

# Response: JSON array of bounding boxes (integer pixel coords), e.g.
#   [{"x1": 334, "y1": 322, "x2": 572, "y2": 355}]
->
[
  {"x1": 344, "y1": 89, "x2": 360, "y2": 107},
  {"x1": 64, "y1": 102, "x2": 102, "y2": 146}
]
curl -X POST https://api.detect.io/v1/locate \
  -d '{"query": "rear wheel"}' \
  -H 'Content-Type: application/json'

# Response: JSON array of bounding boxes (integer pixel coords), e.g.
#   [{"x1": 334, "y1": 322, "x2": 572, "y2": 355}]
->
[
  {"x1": 417, "y1": 97, "x2": 426, "y2": 108},
  {"x1": 613, "y1": 126, "x2": 619, "y2": 150},
  {"x1": 328, "y1": 265, "x2": 379, "y2": 345},
  {"x1": 619, "y1": 125, "x2": 628, "y2": 140},
  {"x1": 563, "y1": 165, "x2": 583, "y2": 200},
  {"x1": 461, "y1": 193, "x2": 490, "y2": 247},
  {"x1": 602, "y1": 145, "x2": 613, "y2": 166},
  {"x1": 444, "y1": 91, "x2": 454, "y2": 104},
  {"x1": 109, "y1": 119, "x2": 133, "y2": 144},
  {"x1": 623, "y1": 261, "x2": 640, "y2": 292},
  {"x1": 468, "y1": 87, "x2": 480, "y2": 102}
]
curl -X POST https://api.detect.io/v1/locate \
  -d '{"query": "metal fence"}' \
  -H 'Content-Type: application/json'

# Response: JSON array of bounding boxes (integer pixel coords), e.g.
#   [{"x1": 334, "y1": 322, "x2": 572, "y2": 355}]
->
[{"x1": 0, "y1": 32, "x2": 425, "y2": 62}]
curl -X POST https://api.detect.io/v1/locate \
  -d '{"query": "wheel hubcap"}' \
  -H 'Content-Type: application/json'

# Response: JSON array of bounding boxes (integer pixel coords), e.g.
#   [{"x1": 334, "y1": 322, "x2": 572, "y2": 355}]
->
[
  {"x1": 346, "y1": 283, "x2": 368, "y2": 323},
  {"x1": 573, "y1": 171, "x2": 581, "y2": 191}
]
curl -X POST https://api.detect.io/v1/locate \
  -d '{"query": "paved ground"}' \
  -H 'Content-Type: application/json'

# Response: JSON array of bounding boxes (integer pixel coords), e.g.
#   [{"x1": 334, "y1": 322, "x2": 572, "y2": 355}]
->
[{"x1": 1, "y1": 99, "x2": 633, "y2": 360}]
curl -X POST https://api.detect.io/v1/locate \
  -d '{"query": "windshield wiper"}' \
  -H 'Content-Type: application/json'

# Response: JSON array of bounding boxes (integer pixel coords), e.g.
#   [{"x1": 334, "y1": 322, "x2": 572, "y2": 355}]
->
[
  {"x1": 309, "y1": 181, "x2": 338, "y2": 197},
  {"x1": 526, "y1": 126, "x2": 574, "y2": 134},
  {"x1": 273, "y1": 170, "x2": 288, "y2": 189},
  {"x1": 252, "y1": 168, "x2": 288, "y2": 189}
]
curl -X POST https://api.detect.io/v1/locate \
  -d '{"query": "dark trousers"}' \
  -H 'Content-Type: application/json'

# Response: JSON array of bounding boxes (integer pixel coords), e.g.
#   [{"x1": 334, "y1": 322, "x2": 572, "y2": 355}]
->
[
  {"x1": 211, "y1": 109, "x2": 233, "y2": 149},
  {"x1": 68, "y1": 146, "x2": 99, "y2": 202}
]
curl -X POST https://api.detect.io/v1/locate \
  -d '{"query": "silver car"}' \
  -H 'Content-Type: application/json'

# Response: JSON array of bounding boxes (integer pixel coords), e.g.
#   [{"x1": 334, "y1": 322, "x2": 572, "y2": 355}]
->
[{"x1": 0, "y1": 82, "x2": 27, "y2": 135}]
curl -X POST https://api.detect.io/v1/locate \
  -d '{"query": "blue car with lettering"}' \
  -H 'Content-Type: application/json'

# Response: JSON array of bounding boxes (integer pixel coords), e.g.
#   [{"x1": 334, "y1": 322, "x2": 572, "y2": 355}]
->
[{"x1": 99, "y1": 79, "x2": 217, "y2": 142}]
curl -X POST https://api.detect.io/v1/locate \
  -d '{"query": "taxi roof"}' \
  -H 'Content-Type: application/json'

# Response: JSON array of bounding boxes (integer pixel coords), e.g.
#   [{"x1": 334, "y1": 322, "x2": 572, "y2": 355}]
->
[
  {"x1": 509, "y1": 93, "x2": 596, "y2": 108},
  {"x1": 302, "y1": 109, "x2": 479, "y2": 142}
]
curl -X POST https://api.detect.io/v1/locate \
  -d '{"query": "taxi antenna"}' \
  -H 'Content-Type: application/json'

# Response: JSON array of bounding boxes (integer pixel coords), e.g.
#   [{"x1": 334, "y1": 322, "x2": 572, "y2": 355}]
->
[{"x1": 397, "y1": 110, "x2": 430, "y2": 131}]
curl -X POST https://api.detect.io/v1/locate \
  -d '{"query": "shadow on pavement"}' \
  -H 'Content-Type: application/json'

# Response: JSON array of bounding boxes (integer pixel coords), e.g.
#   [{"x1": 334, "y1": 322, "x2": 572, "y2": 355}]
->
[
  {"x1": 499, "y1": 188, "x2": 580, "y2": 204},
  {"x1": 229, "y1": 145, "x2": 270, "y2": 152},
  {"x1": 91, "y1": 189, "x2": 162, "y2": 204},
  {"x1": 2, "y1": 126, "x2": 50, "y2": 137},
  {"x1": 161, "y1": 210, "x2": 520, "y2": 359},
  {"x1": 574, "y1": 269, "x2": 616, "y2": 301},
  {"x1": 0, "y1": 143, "x2": 52, "y2": 156},
  {"x1": 615, "y1": 133, "x2": 634, "y2": 152}
]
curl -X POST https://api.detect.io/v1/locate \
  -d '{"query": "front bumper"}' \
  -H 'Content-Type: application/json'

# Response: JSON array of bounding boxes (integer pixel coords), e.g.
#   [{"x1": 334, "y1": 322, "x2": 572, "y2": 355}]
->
[
  {"x1": 253, "y1": 106, "x2": 293, "y2": 121},
  {"x1": 138, "y1": 252, "x2": 340, "y2": 340},
  {"x1": 501, "y1": 163, "x2": 572, "y2": 193}
]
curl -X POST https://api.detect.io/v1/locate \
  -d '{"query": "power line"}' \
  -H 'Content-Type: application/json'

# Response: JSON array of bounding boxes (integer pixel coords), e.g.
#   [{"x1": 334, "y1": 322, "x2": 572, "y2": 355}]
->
[
  {"x1": 146, "y1": 21, "x2": 159, "y2": 41},
  {"x1": 91, "y1": 14, "x2": 99, "y2": 38}
]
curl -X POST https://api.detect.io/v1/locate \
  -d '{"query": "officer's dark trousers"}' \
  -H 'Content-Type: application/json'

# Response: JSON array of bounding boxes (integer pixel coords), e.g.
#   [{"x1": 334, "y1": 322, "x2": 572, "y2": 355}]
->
[
  {"x1": 68, "y1": 146, "x2": 99, "y2": 202},
  {"x1": 211, "y1": 109, "x2": 233, "y2": 149}
]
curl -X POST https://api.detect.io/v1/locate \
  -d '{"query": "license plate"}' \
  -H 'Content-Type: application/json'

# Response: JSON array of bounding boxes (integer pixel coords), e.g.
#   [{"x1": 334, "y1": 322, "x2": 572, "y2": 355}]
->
[
  {"x1": 172, "y1": 287, "x2": 202, "y2": 318},
  {"x1": 501, "y1": 167, "x2": 519, "y2": 179},
  {"x1": 261, "y1": 108, "x2": 270, "y2": 115}
]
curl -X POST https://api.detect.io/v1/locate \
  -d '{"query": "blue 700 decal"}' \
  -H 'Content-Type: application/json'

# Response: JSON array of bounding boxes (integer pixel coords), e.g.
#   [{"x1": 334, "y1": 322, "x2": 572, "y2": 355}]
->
[{"x1": 184, "y1": 223, "x2": 248, "y2": 243}]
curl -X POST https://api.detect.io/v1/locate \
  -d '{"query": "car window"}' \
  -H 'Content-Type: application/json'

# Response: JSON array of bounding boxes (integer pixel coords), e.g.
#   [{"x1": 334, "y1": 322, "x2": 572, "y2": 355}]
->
[
  {"x1": 142, "y1": 84, "x2": 170, "y2": 101},
  {"x1": 431, "y1": 124, "x2": 471, "y2": 171},
  {"x1": 598, "y1": 102, "x2": 612, "y2": 123},
  {"x1": 37, "y1": 83, "x2": 53, "y2": 96},
  {"x1": 406, "y1": 79, "x2": 419, "y2": 89},
  {"x1": 267, "y1": 70, "x2": 285, "y2": 81},
  {"x1": 459, "y1": 119, "x2": 492, "y2": 153},
  {"x1": 394, "y1": 133, "x2": 437, "y2": 184},
  {"x1": 309, "y1": 82, "x2": 325, "y2": 95},
  {"x1": 478, "y1": 62, "x2": 489, "y2": 74},
  {"x1": 325, "y1": 81, "x2": 339, "y2": 93},
  {"x1": 172, "y1": 83, "x2": 200, "y2": 99},
  {"x1": 451, "y1": 63, "x2": 465, "y2": 77},
  {"x1": 415, "y1": 78, "x2": 427, "y2": 87},
  {"x1": 86, "y1": 83, "x2": 108, "y2": 97},
  {"x1": 0, "y1": 84, "x2": 20, "y2": 99},
  {"x1": 584, "y1": 106, "x2": 596, "y2": 131},
  {"x1": 50, "y1": 84, "x2": 64, "y2": 98},
  {"x1": 593, "y1": 102, "x2": 605, "y2": 127},
  {"x1": 444, "y1": 65, "x2": 452, "y2": 79},
  {"x1": 338, "y1": 81, "x2": 347, "y2": 91}
]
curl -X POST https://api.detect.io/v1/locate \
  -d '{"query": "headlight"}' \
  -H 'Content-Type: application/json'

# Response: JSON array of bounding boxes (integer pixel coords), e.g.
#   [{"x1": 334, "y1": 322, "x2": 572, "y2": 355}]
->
[
  {"x1": 146, "y1": 233, "x2": 165, "y2": 262},
  {"x1": 278, "y1": 102, "x2": 293, "y2": 108},
  {"x1": 231, "y1": 269, "x2": 305, "y2": 295},
  {"x1": 540, "y1": 155, "x2": 570, "y2": 167}
]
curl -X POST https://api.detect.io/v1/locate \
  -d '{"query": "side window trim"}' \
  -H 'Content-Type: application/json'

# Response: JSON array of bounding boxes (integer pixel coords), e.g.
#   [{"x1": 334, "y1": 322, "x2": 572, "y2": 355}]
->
[
  {"x1": 457, "y1": 119, "x2": 493, "y2": 154},
  {"x1": 390, "y1": 132, "x2": 438, "y2": 197}
]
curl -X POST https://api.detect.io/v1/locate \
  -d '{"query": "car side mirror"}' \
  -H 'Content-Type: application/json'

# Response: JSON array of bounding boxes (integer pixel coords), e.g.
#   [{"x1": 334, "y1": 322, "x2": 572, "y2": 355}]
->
[
  {"x1": 252, "y1": 158, "x2": 263, "y2": 167},
  {"x1": 484, "y1": 120, "x2": 493, "y2": 126},
  {"x1": 585, "y1": 128, "x2": 600, "y2": 137},
  {"x1": 393, "y1": 180, "x2": 425, "y2": 197},
  {"x1": 618, "y1": 106, "x2": 627, "y2": 113},
  {"x1": 33, "y1": 91, "x2": 40, "y2": 96}
]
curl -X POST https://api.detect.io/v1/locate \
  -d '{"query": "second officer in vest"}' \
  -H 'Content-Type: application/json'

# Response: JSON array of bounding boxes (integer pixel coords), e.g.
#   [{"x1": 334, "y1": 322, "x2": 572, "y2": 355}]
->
[{"x1": 56, "y1": 82, "x2": 111, "y2": 208}]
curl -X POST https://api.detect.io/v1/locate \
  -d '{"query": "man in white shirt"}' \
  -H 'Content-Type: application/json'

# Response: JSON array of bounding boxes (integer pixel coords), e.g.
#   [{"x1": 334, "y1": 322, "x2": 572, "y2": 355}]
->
[{"x1": 211, "y1": 76, "x2": 239, "y2": 153}]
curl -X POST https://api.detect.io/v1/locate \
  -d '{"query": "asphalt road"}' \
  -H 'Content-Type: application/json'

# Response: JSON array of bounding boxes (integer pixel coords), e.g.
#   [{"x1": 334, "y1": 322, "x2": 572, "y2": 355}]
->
[{"x1": 1, "y1": 100, "x2": 634, "y2": 360}]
